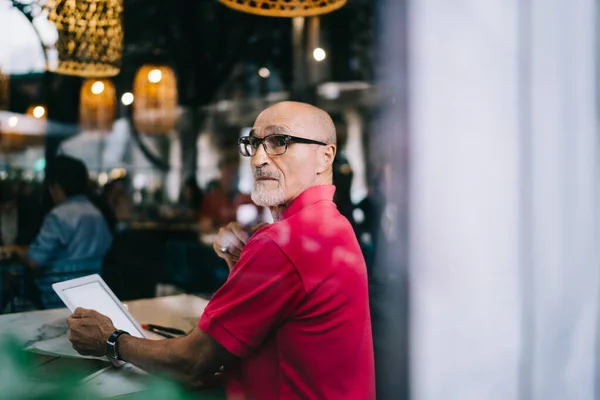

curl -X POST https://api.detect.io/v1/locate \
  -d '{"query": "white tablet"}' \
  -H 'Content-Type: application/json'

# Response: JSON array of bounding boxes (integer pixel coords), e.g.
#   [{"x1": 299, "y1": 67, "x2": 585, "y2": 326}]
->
[{"x1": 52, "y1": 274, "x2": 147, "y2": 340}]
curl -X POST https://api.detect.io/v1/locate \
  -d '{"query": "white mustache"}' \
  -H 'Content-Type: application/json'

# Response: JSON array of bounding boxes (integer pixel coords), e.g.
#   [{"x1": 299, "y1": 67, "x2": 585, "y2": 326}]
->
[{"x1": 254, "y1": 169, "x2": 280, "y2": 180}]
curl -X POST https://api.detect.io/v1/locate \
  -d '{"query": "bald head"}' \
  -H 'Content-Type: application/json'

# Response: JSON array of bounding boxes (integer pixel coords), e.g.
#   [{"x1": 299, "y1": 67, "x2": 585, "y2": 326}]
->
[
  {"x1": 256, "y1": 101, "x2": 337, "y2": 146},
  {"x1": 249, "y1": 101, "x2": 338, "y2": 212}
]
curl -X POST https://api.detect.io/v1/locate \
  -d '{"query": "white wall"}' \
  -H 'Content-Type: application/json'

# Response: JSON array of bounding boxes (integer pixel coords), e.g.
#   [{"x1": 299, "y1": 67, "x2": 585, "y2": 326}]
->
[
  {"x1": 528, "y1": 0, "x2": 599, "y2": 398},
  {"x1": 409, "y1": 2, "x2": 522, "y2": 399},
  {"x1": 408, "y1": 0, "x2": 599, "y2": 399}
]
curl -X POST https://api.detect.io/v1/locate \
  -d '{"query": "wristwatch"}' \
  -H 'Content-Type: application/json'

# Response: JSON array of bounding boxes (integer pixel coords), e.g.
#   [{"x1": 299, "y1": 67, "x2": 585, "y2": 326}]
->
[{"x1": 106, "y1": 330, "x2": 130, "y2": 361}]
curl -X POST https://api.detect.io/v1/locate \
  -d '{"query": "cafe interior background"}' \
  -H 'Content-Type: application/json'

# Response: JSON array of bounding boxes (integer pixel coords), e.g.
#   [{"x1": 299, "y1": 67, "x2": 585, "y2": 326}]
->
[{"x1": 0, "y1": 0, "x2": 598, "y2": 399}]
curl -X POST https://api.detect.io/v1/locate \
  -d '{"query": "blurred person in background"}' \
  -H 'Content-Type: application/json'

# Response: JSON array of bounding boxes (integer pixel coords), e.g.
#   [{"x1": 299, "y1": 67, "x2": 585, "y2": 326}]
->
[
  {"x1": 0, "y1": 180, "x2": 20, "y2": 249},
  {"x1": 68, "y1": 102, "x2": 375, "y2": 400},
  {"x1": 88, "y1": 179, "x2": 117, "y2": 236},
  {"x1": 173, "y1": 176, "x2": 204, "y2": 221},
  {"x1": 199, "y1": 154, "x2": 258, "y2": 234},
  {"x1": 100, "y1": 177, "x2": 134, "y2": 224},
  {"x1": 330, "y1": 117, "x2": 356, "y2": 228},
  {"x1": 332, "y1": 151, "x2": 355, "y2": 226},
  {"x1": 16, "y1": 156, "x2": 113, "y2": 308},
  {"x1": 0, "y1": 179, "x2": 40, "y2": 255}
]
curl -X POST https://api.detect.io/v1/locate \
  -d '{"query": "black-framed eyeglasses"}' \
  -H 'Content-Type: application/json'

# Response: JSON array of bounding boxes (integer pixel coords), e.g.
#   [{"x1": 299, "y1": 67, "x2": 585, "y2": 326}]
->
[{"x1": 238, "y1": 133, "x2": 327, "y2": 157}]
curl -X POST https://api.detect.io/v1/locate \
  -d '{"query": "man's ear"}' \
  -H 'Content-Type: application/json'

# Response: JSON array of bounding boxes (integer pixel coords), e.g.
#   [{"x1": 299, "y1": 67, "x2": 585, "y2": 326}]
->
[{"x1": 317, "y1": 144, "x2": 337, "y2": 174}]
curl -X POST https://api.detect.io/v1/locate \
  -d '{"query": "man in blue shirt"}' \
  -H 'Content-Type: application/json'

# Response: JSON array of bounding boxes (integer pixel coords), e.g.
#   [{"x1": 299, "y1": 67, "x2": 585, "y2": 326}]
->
[{"x1": 25, "y1": 156, "x2": 113, "y2": 308}]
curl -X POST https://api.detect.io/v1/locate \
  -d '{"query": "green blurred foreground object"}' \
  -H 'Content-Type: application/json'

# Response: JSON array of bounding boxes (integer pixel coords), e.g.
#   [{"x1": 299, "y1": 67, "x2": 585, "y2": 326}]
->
[{"x1": 0, "y1": 335, "x2": 225, "y2": 399}]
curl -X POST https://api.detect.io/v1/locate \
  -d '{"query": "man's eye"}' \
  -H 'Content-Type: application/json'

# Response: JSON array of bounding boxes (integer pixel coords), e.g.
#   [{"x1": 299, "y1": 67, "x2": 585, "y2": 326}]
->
[
  {"x1": 269, "y1": 136, "x2": 287, "y2": 147},
  {"x1": 249, "y1": 139, "x2": 261, "y2": 149}
]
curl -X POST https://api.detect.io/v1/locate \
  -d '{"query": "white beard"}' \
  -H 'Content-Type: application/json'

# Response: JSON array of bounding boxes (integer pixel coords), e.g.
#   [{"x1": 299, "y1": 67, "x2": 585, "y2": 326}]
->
[{"x1": 252, "y1": 181, "x2": 286, "y2": 207}]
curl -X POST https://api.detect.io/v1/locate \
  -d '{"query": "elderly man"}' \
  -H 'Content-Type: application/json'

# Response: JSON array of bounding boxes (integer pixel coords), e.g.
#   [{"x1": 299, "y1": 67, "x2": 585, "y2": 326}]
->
[{"x1": 68, "y1": 102, "x2": 375, "y2": 400}]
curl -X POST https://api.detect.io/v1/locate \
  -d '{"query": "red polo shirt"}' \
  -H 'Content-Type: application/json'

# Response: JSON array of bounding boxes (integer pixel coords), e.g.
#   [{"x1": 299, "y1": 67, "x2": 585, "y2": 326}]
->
[{"x1": 198, "y1": 185, "x2": 375, "y2": 400}]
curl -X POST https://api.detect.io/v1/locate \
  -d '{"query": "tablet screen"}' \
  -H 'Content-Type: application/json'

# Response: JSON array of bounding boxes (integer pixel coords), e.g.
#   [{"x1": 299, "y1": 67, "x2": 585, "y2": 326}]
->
[{"x1": 60, "y1": 281, "x2": 144, "y2": 338}]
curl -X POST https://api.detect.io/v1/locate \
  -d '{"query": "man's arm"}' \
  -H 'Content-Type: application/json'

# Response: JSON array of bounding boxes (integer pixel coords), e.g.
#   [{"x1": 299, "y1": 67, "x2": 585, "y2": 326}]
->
[
  {"x1": 68, "y1": 308, "x2": 235, "y2": 390},
  {"x1": 27, "y1": 213, "x2": 64, "y2": 267},
  {"x1": 0, "y1": 245, "x2": 28, "y2": 260},
  {"x1": 118, "y1": 329, "x2": 233, "y2": 388}
]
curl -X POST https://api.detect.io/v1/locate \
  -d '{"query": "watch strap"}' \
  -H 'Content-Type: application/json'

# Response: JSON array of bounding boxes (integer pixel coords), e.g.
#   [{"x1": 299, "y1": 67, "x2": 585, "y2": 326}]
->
[{"x1": 106, "y1": 330, "x2": 129, "y2": 361}]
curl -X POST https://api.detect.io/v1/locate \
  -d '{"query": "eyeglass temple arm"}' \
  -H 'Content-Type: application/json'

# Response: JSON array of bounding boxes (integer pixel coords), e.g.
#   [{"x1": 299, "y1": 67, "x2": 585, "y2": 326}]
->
[{"x1": 287, "y1": 136, "x2": 328, "y2": 146}]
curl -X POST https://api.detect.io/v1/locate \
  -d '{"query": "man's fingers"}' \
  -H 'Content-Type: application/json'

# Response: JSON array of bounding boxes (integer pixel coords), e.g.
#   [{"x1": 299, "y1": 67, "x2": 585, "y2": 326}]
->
[
  {"x1": 214, "y1": 239, "x2": 239, "y2": 260},
  {"x1": 72, "y1": 307, "x2": 90, "y2": 318},
  {"x1": 214, "y1": 221, "x2": 258, "y2": 263},
  {"x1": 219, "y1": 229, "x2": 244, "y2": 254},
  {"x1": 224, "y1": 242, "x2": 241, "y2": 257},
  {"x1": 230, "y1": 223, "x2": 250, "y2": 245},
  {"x1": 71, "y1": 343, "x2": 89, "y2": 356},
  {"x1": 72, "y1": 307, "x2": 104, "y2": 320}
]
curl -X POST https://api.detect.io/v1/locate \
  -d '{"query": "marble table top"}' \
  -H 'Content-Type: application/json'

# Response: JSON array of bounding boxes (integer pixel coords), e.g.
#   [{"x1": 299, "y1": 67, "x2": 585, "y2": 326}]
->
[{"x1": 0, "y1": 294, "x2": 210, "y2": 398}]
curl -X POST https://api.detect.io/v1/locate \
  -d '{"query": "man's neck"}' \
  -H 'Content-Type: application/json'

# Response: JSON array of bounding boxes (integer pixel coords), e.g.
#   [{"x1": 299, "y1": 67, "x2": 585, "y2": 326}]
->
[
  {"x1": 269, "y1": 203, "x2": 288, "y2": 221},
  {"x1": 267, "y1": 180, "x2": 333, "y2": 221}
]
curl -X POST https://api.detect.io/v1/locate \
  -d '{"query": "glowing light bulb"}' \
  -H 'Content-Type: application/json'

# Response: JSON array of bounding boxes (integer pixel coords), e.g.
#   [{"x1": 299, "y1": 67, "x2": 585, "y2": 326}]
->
[
  {"x1": 258, "y1": 67, "x2": 271, "y2": 78},
  {"x1": 91, "y1": 81, "x2": 105, "y2": 95},
  {"x1": 32, "y1": 106, "x2": 46, "y2": 119},
  {"x1": 121, "y1": 92, "x2": 134, "y2": 105},
  {"x1": 148, "y1": 69, "x2": 162, "y2": 83},
  {"x1": 313, "y1": 47, "x2": 326, "y2": 62}
]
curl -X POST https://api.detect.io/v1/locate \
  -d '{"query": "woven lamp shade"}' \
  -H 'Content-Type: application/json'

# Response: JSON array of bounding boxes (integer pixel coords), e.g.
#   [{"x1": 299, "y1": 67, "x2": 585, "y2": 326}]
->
[
  {"x1": 80, "y1": 79, "x2": 116, "y2": 131},
  {"x1": 0, "y1": 69, "x2": 8, "y2": 111},
  {"x1": 218, "y1": 0, "x2": 346, "y2": 17},
  {"x1": 132, "y1": 65, "x2": 179, "y2": 134},
  {"x1": 45, "y1": 0, "x2": 124, "y2": 77}
]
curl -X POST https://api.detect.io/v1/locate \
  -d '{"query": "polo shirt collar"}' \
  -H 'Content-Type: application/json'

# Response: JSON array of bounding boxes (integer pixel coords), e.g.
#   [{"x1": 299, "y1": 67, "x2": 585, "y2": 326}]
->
[{"x1": 281, "y1": 185, "x2": 336, "y2": 220}]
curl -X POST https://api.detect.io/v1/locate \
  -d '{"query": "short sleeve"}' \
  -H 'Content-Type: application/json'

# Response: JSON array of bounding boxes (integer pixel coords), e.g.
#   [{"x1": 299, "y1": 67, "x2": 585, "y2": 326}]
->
[
  {"x1": 28, "y1": 212, "x2": 65, "y2": 265},
  {"x1": 199, "y1": 235, "x2": 306, "y2": 358}
]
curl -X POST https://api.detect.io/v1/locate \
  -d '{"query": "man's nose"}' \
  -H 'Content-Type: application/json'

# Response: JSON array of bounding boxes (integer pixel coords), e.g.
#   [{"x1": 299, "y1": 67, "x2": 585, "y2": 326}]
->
[{"x1": 252, "y1": 143, "x2": 270, "y2": 167}]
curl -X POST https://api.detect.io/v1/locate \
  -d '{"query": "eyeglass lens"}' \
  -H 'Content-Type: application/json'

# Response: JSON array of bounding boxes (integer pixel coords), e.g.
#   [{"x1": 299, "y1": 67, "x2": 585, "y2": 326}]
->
[{"x1": 240, "y1": 135, "x2": 288, "y2": 157}]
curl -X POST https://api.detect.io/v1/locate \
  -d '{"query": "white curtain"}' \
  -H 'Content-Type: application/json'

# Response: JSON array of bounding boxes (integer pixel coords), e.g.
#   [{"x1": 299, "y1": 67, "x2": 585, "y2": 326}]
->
[{"x1": 407, "y1": 0, "x2": 599, "y2": 399}]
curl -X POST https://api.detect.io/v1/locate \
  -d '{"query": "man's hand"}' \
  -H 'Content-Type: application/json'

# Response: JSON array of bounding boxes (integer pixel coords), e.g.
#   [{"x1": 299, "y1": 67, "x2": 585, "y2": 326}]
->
[
  {"x1": 0, "y1": 245, "x2": 27, "y2": 260},
  {"x1": 68, "y1": 307, "x2": 117, "y2": 357},
  {"x1": 214, "y1": 222, "x2": 267, "y2": 270}
]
